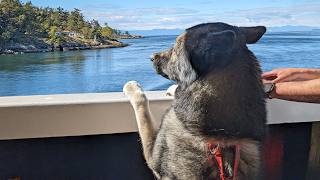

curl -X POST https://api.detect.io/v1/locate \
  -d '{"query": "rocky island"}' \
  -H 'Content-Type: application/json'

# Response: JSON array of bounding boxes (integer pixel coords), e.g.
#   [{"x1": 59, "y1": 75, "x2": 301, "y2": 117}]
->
[{"x1": 0, "y1": 0, "x2": 142, "y2": 55}]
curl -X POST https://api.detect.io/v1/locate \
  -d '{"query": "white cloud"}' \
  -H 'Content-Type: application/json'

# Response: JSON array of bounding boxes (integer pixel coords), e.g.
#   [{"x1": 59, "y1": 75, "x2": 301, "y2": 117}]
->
[
  {"x1": 80, "y1": 3, "x2": 320, "y2": 30},
  {"x1": 217, "y1": 3, "x2": 320, "y2": 27},
  {"x1": 158, "y1": 17, "x2": 178, "y2": 22}
]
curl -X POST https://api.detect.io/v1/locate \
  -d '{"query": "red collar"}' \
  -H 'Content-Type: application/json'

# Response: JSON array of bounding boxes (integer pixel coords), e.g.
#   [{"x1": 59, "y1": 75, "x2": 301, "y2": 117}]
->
[{"x1": 207, "y1": 143, "x2": 240, "y2": 180}]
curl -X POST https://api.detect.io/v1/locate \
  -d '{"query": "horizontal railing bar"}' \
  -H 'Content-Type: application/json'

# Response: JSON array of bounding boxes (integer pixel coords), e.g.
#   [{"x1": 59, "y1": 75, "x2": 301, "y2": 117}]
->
[{"x1": 0, "y1": 91, "x2": 319, "y2": 140}]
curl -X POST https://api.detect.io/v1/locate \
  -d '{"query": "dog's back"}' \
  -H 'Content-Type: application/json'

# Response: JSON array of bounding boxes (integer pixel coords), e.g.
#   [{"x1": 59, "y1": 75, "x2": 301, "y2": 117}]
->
[{"x1": 150, "y1": 109, "x2": 262, "y2": 180}]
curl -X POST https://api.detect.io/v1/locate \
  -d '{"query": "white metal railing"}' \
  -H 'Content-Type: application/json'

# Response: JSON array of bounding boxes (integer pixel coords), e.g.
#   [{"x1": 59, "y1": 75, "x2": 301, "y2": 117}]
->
[{"x1": 0, "y1": 92, "x2": 319, "y2": 140}]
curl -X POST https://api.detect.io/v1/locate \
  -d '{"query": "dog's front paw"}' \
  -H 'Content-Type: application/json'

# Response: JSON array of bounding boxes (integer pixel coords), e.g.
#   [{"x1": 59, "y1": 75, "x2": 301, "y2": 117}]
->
[
  {"x1": 166, "y1": 85, "x2": 178, "y2": 96},
  {"x1": 123, "y1": 81, "x2": 148, "y2": 108}
]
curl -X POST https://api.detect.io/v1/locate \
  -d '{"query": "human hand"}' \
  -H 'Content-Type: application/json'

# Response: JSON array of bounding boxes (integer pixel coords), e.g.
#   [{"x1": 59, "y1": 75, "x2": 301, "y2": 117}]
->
[{"x1": 262, "y1": 68, "x2": 304, "y2": 83}]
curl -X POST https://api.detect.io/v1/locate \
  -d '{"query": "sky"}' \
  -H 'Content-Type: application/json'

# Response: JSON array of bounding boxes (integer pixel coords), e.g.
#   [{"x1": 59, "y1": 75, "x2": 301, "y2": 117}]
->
[{"x1": 21, "y1": 0, "x2": 320, "y2": 30}]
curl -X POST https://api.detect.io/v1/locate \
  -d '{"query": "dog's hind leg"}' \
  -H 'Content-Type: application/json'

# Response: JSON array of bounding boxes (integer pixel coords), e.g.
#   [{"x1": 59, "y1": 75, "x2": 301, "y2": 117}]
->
[{"x1": 123, "y1": 81, "x2": 156, "y2": 162}]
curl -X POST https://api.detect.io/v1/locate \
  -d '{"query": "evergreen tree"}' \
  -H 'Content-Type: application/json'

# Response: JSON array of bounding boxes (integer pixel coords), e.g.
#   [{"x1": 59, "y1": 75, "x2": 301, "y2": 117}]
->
[
  {"x1": 0, "y1": 0, "x2": 23, "y2": 41},
  {"x1": 67, "y1": 8, "x2": 85, "y2": 32},
  {"x1": 22, "y1": 1, "x2": 38, "y2": 34},
  {"x1": 48, "y1": 26, "x2": 64, "y2": 45},
  {"x1": 101, "y1": 24, "x2": 113, "y2": 38},
  {"x1": 90, "y1": 19, "x2": 102, "y2": 40}
]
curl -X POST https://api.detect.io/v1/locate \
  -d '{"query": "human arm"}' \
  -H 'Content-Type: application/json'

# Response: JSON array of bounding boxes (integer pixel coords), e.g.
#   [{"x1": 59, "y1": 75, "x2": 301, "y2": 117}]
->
[
  {"x1": 262, "y1": 68, "x2": 320, "y2": 83},
  {"x1": 269, "y1": 78, "x2": 320, "y2": 103}
]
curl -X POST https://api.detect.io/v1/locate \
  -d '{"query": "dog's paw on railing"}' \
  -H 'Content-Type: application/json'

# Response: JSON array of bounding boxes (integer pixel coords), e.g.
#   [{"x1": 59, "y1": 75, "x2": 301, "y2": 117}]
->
[{"x1": 166, "y1": 85, "x2": 178, "y2": 96}]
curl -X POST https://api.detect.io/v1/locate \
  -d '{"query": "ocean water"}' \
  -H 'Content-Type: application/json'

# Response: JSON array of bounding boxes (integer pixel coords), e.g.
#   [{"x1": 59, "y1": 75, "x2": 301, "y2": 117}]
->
[{"x1": 0, "y1": 32, "x2": 319, "y2": 96}]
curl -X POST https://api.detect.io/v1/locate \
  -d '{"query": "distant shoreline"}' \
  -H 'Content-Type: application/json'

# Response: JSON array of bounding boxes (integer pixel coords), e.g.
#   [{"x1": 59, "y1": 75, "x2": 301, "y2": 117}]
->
[
  {"x1": 0, "y1": 43, "x2": 128, "y2": 55},
  {"x1": 118, "y1": 35, "x2": 144, "y2": 39},
  {"x1": 0, "y1": 36, "x2": 145, "y2": 55}
]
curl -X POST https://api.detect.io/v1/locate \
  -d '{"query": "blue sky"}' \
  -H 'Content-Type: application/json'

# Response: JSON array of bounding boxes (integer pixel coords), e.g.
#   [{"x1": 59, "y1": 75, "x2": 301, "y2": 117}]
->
[{"x1": 21, "y1": 0, "x2": 320, "y2": 30}]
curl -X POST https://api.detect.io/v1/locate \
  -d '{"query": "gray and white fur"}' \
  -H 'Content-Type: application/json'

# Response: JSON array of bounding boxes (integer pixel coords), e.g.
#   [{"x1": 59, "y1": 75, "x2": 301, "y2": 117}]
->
[{"x1": 123, "y1": 22, "x2": 267, "y2": 180}]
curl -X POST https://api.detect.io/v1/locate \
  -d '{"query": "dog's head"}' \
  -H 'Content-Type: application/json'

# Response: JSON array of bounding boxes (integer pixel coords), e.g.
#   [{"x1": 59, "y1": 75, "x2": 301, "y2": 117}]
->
[{"x1": 151, "y1": 22, "x2": 266, "y2": 85}]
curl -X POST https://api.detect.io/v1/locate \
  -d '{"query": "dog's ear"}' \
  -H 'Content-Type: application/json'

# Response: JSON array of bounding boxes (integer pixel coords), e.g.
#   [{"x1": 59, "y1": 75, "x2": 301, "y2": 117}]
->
[
  {"x1": 206, "y1": 30, "x2": 236, "y2": 53},
  {"x1": 239, "y1": 26, "x2": 266, "y2": 44},
  {"x1": 189, "y1": 30, "x2": 236, "y2": 74}
]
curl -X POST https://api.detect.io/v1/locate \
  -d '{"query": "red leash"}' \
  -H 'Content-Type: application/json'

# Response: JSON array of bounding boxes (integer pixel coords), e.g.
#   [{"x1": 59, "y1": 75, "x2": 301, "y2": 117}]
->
[{"x1": 208, "y1": 143, "x2": 241, "y2": 180}]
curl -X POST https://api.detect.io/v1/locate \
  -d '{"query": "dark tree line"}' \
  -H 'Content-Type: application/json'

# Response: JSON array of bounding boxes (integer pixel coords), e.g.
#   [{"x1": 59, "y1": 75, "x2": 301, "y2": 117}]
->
[{"x1": 0, "y1": 0, "x2": 127, "y2": 45}]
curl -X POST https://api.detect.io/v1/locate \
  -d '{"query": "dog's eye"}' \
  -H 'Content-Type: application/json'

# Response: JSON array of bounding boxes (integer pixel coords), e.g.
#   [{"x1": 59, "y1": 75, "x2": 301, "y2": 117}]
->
[{"x1": 151, "y1": 54, "x2": 160, "y2": 61}]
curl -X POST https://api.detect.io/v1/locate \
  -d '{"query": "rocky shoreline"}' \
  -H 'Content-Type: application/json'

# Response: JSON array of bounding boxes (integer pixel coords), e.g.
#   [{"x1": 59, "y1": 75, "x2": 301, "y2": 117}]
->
[
  {"x1": 1, "y1": 44, "x2": 129, "y2": 55},
  {"x1": 0, "y1": 41, "x2": 128, "y2": 55},
  {"x1": 0, "y1": 33, "x2": 145, "y2": 55},
  {"x1": 118, "y1": 35, "x2": 144, "y2": 39}
]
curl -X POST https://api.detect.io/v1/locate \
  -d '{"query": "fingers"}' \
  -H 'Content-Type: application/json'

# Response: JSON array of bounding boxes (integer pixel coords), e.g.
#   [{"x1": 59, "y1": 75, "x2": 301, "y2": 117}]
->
[
  {"x1": 262, "y1": 71, "x2": 277, "y2": 78},
  {"x1": 263, "y1": 79, "x2": 273, "y2": 84},
  {"x1": 262, "y1": 70, "x2": 278, "y2": 83},
  {"x1": 263, "y1": 78, "x2": 280, "y2": 84},
  {"x1": 262, "y1": 68, "x2": 293, "y2": 84}
]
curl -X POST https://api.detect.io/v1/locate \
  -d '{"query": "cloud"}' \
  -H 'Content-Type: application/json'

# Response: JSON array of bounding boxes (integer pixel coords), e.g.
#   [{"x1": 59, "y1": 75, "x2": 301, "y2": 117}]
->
[
  {"x1": 80, "y1": 3, "x2": 121, "y2": 10},
  {"x1": 81, "y1": 6, "x2": 200, "y2": 30},
  {"x1": 217, "y1": 3, "x2": 320, "y2": 27},
  {"x1": 158, "y1": 17, "x2": 178, "y2": 23},
  {"x1": 80, "y1": 2, "x2": 320, "y2": 30}
]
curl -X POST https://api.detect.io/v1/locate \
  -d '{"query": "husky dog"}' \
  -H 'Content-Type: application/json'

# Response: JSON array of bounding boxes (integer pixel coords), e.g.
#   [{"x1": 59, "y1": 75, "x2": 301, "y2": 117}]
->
[{"x1": 124, "y1": 22, "x2": 266, "y2": 180}]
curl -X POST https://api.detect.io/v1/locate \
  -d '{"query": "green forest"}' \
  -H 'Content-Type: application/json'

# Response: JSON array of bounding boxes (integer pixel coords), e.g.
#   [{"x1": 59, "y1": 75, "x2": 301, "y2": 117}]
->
[{"x1": 0, "y1": 0, "x2": 128, "y2": 47}]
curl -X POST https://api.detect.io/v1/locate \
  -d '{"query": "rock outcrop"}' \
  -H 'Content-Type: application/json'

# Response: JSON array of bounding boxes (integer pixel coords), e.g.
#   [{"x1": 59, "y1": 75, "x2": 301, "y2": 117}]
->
[{"x1": 0, "y1": 36, "x2": 128, "y2": 55}]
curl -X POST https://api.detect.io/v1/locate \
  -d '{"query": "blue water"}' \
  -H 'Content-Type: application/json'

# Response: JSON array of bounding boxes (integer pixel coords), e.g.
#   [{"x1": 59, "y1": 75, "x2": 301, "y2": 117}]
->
[{"x1": 0, "y1": 32, "x2": 320, "y2": 96}]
